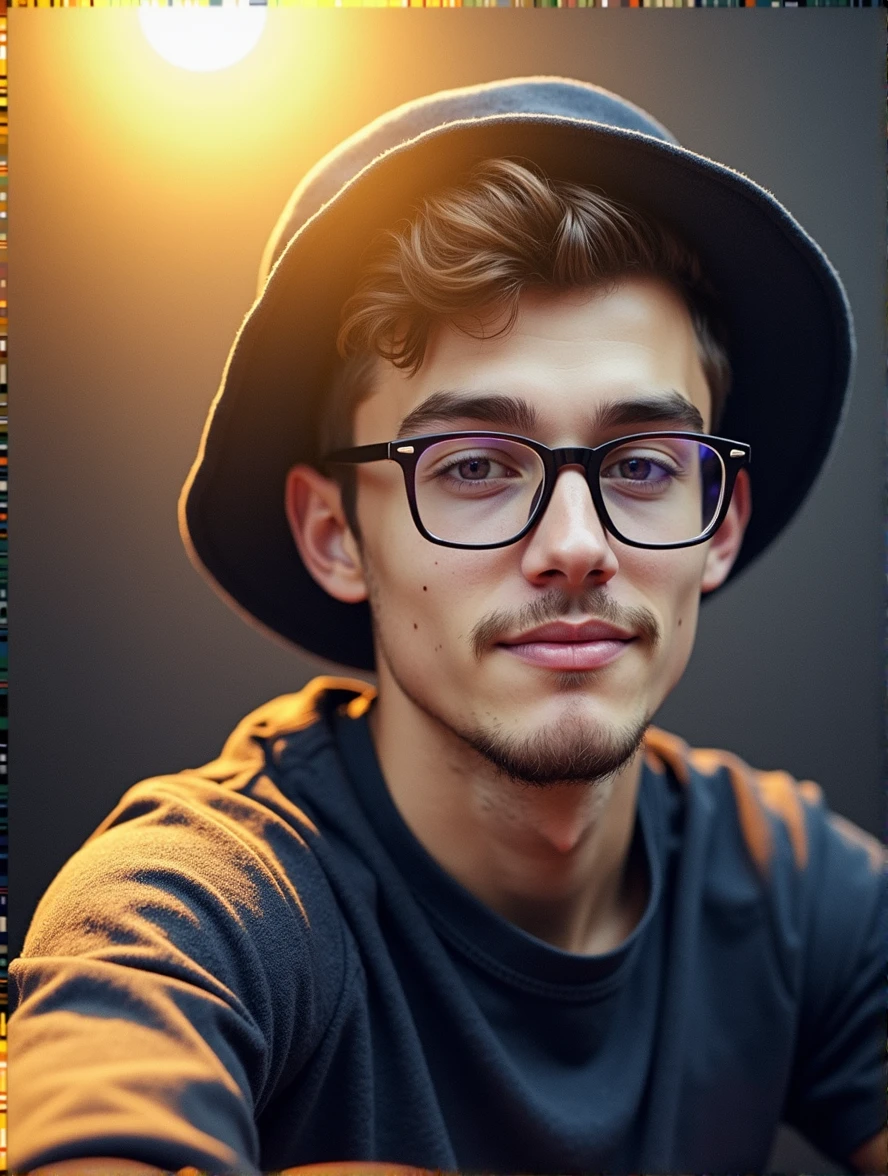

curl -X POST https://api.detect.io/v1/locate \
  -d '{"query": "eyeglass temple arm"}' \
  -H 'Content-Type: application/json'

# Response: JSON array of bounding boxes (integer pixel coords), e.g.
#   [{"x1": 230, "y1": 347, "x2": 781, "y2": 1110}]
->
[{"x1": 323, "y1": 442, "x2": 391, "y2": 465}]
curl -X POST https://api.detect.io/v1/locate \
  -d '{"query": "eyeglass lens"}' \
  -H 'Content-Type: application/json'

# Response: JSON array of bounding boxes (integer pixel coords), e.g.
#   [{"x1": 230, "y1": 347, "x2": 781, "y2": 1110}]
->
[{"x1": 413, "y1": 436, "x2": 725, "y2": 547}]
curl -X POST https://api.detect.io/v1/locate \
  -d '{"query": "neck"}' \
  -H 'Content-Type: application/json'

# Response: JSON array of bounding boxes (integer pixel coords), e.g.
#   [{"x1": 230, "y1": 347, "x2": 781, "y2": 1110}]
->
[{"x1": 366, "y1": 680, "x2": 648, "y2": 957}]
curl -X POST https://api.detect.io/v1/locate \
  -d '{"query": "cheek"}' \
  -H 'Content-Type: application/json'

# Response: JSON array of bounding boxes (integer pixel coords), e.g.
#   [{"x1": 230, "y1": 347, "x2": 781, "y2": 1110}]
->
[
  {"x1": 629, "y1": 544, "x2": 706, "y2": 609},
  {"x1": 366, "y1": 545, "x2": 511, "y2": 684},
  {"x1": 622, "y1": 546, "x2": 705, "y2": 659},
  {"x1": 357, "y1": 473, "x2": 426, "y2": 591},
  {"x1": 358, "y1": 480, "x2": 481, "y2": 638},
  {"x1": 655, "y1": 560, "x2": 705, "y2": 691}
]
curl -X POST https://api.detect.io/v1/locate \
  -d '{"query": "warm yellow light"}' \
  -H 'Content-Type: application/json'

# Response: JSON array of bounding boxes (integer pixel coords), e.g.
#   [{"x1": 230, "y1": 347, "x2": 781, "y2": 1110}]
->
[{"x1": 138, "y1": 5, "x2": 267, "y2": 73}]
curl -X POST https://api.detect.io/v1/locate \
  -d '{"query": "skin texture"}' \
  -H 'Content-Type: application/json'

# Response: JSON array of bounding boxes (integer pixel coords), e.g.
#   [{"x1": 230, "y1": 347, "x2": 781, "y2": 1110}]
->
[{"x1": 287, "y1": 278, "x2": 750, "y2": 955}]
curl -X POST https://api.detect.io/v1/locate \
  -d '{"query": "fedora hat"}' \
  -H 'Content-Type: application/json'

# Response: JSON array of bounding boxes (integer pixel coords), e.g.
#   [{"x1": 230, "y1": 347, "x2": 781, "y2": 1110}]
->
[{"x1": 179, "y1": 76, "x2": 854, "y2": 673}]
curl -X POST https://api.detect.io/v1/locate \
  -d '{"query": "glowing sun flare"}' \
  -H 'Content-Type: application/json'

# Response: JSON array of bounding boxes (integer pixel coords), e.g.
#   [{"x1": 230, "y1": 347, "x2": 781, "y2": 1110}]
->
[{"x1": 138, "y1": 6, "x2": 267, "y2": 73}]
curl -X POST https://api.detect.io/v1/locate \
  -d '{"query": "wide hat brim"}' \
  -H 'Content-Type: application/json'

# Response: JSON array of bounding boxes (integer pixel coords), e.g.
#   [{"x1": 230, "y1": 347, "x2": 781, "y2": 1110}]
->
[{"x1": 180, "y1": 78, "x2": 853, "y2": 673}]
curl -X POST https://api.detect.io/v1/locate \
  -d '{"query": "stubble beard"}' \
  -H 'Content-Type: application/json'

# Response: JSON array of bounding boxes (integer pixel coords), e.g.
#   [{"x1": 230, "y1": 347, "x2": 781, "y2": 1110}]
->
[
  {"x1": 376, "y1": 635, "x2": 652, "y2": 789},
  {"x1": 451, "y1": 702, "x2": 652, "y2": 789},
  {"x1": 365, "y1": 558, "x2": 656, "y2": 790}
]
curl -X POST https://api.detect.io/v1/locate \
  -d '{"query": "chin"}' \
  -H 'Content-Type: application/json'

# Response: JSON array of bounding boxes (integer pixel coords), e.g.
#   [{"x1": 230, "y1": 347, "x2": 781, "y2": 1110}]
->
[
  {"x1": 458, "y1": 705, "x2": 653, "y2": 790},
  {"x1": 455, "y1": 692, "x2": 652, "y2": 788}
]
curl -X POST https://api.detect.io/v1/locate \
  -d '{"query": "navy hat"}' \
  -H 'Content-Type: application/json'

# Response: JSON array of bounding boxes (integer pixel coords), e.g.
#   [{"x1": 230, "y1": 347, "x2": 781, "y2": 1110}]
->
[{"x1": 179, "y1": 77, "x2": 854, "y2": 672}]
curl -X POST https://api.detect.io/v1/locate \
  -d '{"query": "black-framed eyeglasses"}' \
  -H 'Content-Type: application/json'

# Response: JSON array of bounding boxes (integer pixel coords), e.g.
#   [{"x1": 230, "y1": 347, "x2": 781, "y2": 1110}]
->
[{"x1": 323, "y1": 430, "x2": 750, "y2": 551}]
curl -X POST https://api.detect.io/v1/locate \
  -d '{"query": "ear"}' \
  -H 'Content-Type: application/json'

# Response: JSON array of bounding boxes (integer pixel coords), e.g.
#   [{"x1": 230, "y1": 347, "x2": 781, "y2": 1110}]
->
[
  {"x1": 700, "y1": 468, "x2": 752, "y2": 595},
  {"x1": 284, "y1": 465, "x2": 368, "y2": 604}
]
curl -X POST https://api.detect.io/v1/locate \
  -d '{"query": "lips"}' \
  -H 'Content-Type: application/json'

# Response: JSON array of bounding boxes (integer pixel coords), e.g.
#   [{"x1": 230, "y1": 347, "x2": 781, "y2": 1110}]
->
[
  {"x1": 501, "y1": 620, "x2": 636, "y2": 645},
  {"x1": 497, "y1": 620, "x2": 636, "y2": 671}
]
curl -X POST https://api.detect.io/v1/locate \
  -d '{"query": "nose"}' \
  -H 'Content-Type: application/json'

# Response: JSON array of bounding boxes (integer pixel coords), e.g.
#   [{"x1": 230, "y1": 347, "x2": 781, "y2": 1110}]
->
[{"x1": 519, "y1": 466, "x2": 619, "y2": 589}]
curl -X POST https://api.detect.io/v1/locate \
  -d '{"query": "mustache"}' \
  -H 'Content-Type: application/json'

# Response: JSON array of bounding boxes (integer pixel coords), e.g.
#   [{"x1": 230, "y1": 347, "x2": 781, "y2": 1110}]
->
[{"x1": 469, "y1": 586, "x2": 661, "y2": 661}]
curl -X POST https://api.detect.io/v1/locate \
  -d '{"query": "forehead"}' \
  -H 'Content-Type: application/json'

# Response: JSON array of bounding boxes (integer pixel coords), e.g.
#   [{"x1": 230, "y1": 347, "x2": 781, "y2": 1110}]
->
[{"x1": 353, "y1": 277, "x2": 712, "y2": 446}]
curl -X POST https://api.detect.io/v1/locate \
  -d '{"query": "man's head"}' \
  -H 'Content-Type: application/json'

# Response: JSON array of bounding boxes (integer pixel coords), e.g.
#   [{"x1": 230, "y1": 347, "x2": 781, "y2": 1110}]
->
[
  {"x1": 285, "y1": 160, "x2": 751, "y2": 786},
  {"x1": 179, "y1": 77, "x2": 852, "y2": 678}
]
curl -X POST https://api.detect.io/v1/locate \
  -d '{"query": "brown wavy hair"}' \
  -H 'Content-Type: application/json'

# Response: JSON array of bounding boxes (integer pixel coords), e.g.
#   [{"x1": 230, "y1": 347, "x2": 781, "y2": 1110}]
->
[{"x1": 319, "y1": 158, "x2": 731, "y2": 530}]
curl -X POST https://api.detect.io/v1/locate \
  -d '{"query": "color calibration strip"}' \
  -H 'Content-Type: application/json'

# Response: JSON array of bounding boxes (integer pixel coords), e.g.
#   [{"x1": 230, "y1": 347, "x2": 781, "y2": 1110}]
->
[
  {"x1": 0, "y1": 8, "x2": 7, "y2": 1171},
  {"x1": 9, "y1": 0, "x2": 882, "y2": 8}
]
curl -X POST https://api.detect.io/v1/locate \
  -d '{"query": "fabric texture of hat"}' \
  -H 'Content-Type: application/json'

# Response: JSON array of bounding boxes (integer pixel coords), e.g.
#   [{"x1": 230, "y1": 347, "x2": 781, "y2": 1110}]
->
[{"x1": 179, "y1": 77, "x2": 854, "y2": 673}]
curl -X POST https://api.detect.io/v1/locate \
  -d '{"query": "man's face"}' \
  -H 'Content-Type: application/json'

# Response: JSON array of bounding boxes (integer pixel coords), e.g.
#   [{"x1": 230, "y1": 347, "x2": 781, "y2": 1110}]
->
[{"x1": 346, "y1": 277, "x2": 733, "y2": 785}]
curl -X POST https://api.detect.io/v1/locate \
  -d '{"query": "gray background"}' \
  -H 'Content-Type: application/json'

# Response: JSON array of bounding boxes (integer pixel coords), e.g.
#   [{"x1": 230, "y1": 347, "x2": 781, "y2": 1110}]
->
[{"x1": 14, "y1": 10, "x2": 885, "y2": 1171}]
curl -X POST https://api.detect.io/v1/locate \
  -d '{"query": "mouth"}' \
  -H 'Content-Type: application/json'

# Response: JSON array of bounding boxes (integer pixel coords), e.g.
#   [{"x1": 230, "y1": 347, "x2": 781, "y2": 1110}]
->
[
  {"x1": 498, "y1": 638, "x2": 634, "y2": 671},
  {"x1": 496, "y1": 621, "x2": 637, "y2": 672}
]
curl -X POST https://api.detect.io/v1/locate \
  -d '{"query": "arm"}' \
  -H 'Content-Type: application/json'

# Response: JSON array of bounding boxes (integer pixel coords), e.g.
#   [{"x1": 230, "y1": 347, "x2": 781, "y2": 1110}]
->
[
  {"x1": 11, "y1": 774, "x2": 341, "y2": 1174},
  {"x1": 782, "y1": 803, "x2": 887, "y2": 1170}
]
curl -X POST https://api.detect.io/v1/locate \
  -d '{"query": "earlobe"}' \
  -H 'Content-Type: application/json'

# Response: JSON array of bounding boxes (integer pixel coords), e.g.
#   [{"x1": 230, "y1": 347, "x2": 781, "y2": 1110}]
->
[
  {"x1": 284, "y1": 465, "x2": 368, "y2": 604},
  {"x1": 700, "y1": 468, "x2": 752, "y2": 594}
]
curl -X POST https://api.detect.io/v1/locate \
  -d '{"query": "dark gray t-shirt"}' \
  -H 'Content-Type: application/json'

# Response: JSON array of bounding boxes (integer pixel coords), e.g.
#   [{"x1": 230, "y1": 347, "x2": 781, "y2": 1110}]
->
[{"x1": 10, "y1": 678, "x2": 886, "y2": 1173}]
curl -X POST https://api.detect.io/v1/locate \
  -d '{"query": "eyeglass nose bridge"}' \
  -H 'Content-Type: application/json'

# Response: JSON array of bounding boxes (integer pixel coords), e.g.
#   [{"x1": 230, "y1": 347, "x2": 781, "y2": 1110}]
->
[
  {"x1": 546, "y1": 446, "x2": 604, "y2": 499},
  {"x1": 531, "y1": 445, "x2": 608, "y2": 532},
  {"x1": 549, "y1": 445, "x2": 599, "y2": 474},
  {"x1": 552, "y1": 444, "x2": 592, "y2": 468}
]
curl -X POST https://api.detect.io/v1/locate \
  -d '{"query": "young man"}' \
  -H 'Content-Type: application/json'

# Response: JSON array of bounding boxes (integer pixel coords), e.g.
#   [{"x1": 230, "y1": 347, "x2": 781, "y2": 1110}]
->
[{"x1": 12, "y1": 79, "x2": 886, "y2": 1175}]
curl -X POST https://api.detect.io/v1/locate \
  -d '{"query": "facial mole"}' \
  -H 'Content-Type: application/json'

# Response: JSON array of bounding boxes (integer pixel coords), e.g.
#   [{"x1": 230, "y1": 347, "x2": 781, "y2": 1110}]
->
[
  {"x1": 413, "y1": 623, "x2": 418, "y2": 630},
  {"x1": 677, "y1": 618, "x2": 683, "y2": 627},
  {"x1": 423, "y1": 585, "x2": 428, "y2": 591}
]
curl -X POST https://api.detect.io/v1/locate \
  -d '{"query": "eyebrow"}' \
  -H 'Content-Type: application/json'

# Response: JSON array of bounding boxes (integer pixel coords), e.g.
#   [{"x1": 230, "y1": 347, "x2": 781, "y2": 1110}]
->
[{"x1": 395, "y1": 388, "x2": 705, "y2": 439}]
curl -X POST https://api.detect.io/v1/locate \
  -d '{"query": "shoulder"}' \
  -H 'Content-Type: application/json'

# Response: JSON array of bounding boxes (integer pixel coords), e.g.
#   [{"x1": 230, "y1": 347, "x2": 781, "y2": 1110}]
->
[
  {"x1": 99, "y1": 674, "x2": 375, "y2": 879},
  {"x1": 643, "y1": 727, "x2": 887, "y2": 988},
  {"x1": 19, "y1": 676, "x2": 378, "y2": 1030},
  {"x1": 644, "y1": 726, "x2": 885, "y2": 883}
]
